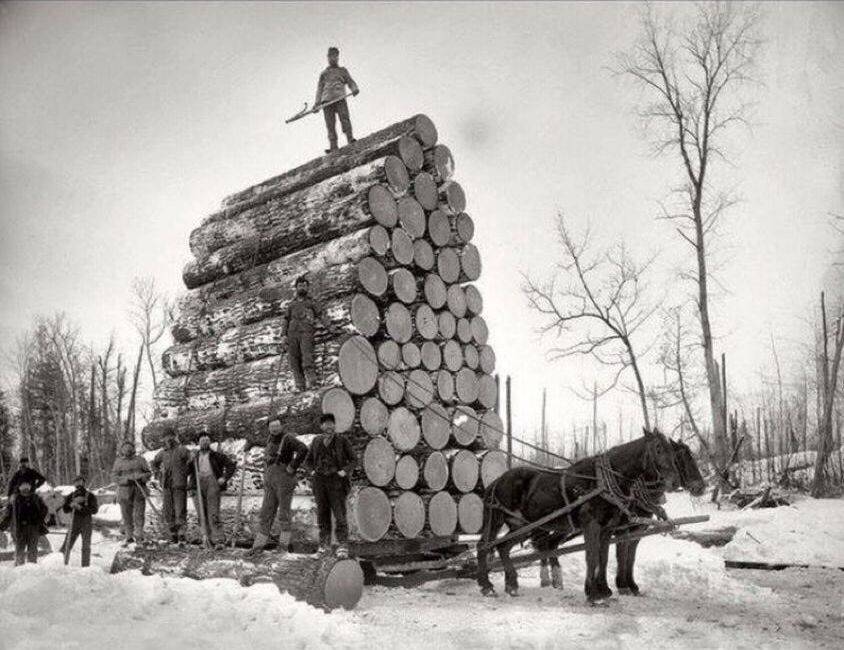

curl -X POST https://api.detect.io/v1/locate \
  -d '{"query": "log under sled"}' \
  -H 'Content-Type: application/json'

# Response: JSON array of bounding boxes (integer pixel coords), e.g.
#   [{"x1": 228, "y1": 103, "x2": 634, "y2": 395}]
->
[{"x1": 110, "y1": 546, "x2": 364, "y2": 611}]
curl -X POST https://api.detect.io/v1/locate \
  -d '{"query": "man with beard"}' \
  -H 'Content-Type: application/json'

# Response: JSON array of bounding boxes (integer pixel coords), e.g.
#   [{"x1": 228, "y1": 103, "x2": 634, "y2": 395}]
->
[
  {"x1": 112, "y1": 440, "x2": 152, "y2": 546},
  {"x1": 59, "y1": 475, "x2": 99, "y2": 566},
  {"x1": 151, "y1": 430, "x2": 192, "y2": 544},
  {"x1": 6, "y1": 456, "x2": 47, "y2": 497},
  {"x1": 281, "y1": 275, "x2": 334, "y2": 392},
  {"x1": 2, "y1": 480, "x2": 48, "y2": 565}
]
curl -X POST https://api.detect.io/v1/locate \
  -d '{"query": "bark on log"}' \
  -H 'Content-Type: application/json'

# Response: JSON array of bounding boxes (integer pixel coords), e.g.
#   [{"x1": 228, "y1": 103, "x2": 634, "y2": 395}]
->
[
  {"x1": 423, "y1": 273, "x2": 447, "y2": 309},
  {"x1": 454, "y1": 213, "x2": 475, "y2": 244},
  {"x1": 422, "y1": 452, "x2": 449, "y2": 491},
  {"x1": 363, "y1": 436, "x2": 396, "y2": 486},
  {"x1": 390, "y1": 229, "x2": 415, "y2": 266},
  {"x1": 394, "y1": 456, "x2": 420, "y2": 491},
  {"x1": 457, "y1": 493, "x2": 484, "y2": 534},
  {"x1": 412, "y1": 239, "x2": 435, "y2": 271},
  {"x1": 471, "y1": 315, "x2": 489, "y2": 345},
  {"x1": 421, "y1": 403, "x2": 450, "y2": 450},
  {"x1": 385, "y1": 303, "x2": 413, "y2": 343},
  {"x1": 460, "y1": 244, "x2": 482, "y2": 282},
  {"x1": 404, "y1": 369, "x2": 435, "y2": 409},
  {"x1": 422, "y1": 145, "x2": 455, "y2": 184},
  {"x1": 377, "y1": 340, "x2": 401, "y2": 370},
  {"x1": 463, "y1": 344, "x2": 480, "y2": 370},
  {"x1": 477, "y1": 373, "x2": 498, "y2": 410},
  {"x1": 397, "y1": 197, "x2": 426, "y2": 239},
  {"x1": 464, "y1": 285, "x2": 483, "y2": 316},
  {"x1": 401, "y1": 342, "x2": 422, "y2": 369},
  {"x1": 457, "y1": 318, "x2": 473, "y2": 344},
  {"x1": 412, "y1": 172, "x2": 439, "y2": 211},
  {"x1": 434, "y1": 370, "x2": 455, "y2": 403},
  {"x1": 368, "y1": 225, "x2": 391, "y2": 257},
  {"x1": 378, "y1": 371, "x2": 405, "y2": 406},
  {"x1": 452, "y1": 405, "x2": 480, "y2": 446},
  {"x1": 427, "y1": 491, "x2": 457, "y2": 536},
  {"x1": 190, "y1": 156, "x2": 408, "y2": 259},
  {"x1": 348, "y1": 486, "x2": 392, "y2": 542},
  {"x1": 391, "y1": 268, "x2": 418, "y2": 304},
  {"x1": 392, "y1": 491, "x2": 425, "y2": 538},
  {"x1": 478, "y1": 345, "x2": 496, "y2": 374},
  {"x1": 415, "y1": 304, "x2": 439, "y2": 341},
  {"x1": 479, "y1": 449, "x2": 508, "y2": 487},
  {"x1": 360, "y1": 397, "x2": 389, "y2": 436},
  {"x1": 437, "y1": 248, "x2": 461, "y2": 284},
  {"x1": 446, "y1": 449, "x2": 480, "y2": 493},
  {"x1": 110, "y1": 547, "x2": 364, "y2": 611},
  {"x1": 437, "y1": 181, "x2": 467, "y2": 216},
  {"x1": 387, "y1": 407, "x2": 421, "y2": 451},
  {"x1": 479, "y1": 411, "x2": 504, "y2": 449},
  {"x1": 438, "y1": 312, "x2": 457, "y2": 340},
  {"x1": 338, "y1": 336, "x2": 379, "y2": 395},
  {"x1": 183, "y1": 184, "x2": 398, "y2": 289},
  {"x1": 442, "y1": 340, "x2": 463, "y2": 372},
  {"x1": 455, "y1": 368, "x2": 480, "y2": 404},
  {"x1": 446, "y1": 284, "x2": 467, "y2": 318},
  {"x1": 214, "y1": 114, "x2": 437, "y2": 217},
  {"x1": 420, "y1": 340, "x2": 442, "y2": 371}
]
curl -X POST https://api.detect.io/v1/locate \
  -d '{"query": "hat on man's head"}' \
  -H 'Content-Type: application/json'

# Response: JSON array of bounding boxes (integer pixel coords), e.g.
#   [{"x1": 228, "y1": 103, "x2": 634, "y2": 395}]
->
[
  {"x1": 328, "y1": 46, "x2": 339, "y2": 55},
  {"x1": 295, "y1": 274, "x2": 310, "y2": 286},
  {"x1": 73, "y1": 475, "x2": 85, "y2": 484},
  {"x1": 19, "y1": 456, "x2": 29, "y2": 463}
]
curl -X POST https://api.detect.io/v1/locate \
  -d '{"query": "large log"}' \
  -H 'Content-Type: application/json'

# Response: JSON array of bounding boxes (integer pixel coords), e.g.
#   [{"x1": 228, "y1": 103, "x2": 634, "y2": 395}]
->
[
  {"x1": 321, "y1": 387, "x2": 356, "y2": 433},
  {"x1": 376, "y1": 340, "x2": 401, "y2": 370},
  {"x1": 433, "y1": 370, "x2": 455, "y2": 403},
  {"x1": 422, "y1": 451, "x2": 448, "y2": 491},
  {"x1": 412, "y1": 239, "x2": 435, "y2": 271},
  {"x1": 347, "y1": 486, "x2": 392, "y2": 542},
  {"x1": 404, "y1": 369, "x2": 435, "y2": 409},
  {"x1": 214, "y1": 114, "x2": 437, "y2": 217},
  {"x1": 457, "y1": 493, "x2": 484, "y2": 534},
  {"x1": 412, "y1": 172, "x2": 439, "y2": 211},
  {"x1": 478, "y1": 449, "x2": 508, "y2": 487},
  {"x1": 427, "y1": 491, "x2": 457, "y2": 536},
  {"x1": 387, "y1": 407, "x2": 421, "y2": 451},
  {"x1": 452, "y1": 405, "x2": 480, "y2": 446},
  {"x1": 378, "y1": 371, "x2": 405, "y2": 405},
  {"x1": 363, "y1": 436, "x2": 396, "y2": 486},
  {"x1": 392, "y1": 491, "x2": 425, "y2": 538},
  {"x1": 183, "y1": 184, "x2": 398, "y2": 288},
  {"x1": 421, "y1": 403, "x2": 450, "y2": 449},
  {"x1": 397, "y1": 197, "x2": 426, "y2": 239},
  {"x1": 190, "y1": 156, "x2": 409, "y2": 259},
  {"x1": 423, "y1": 273, "x2": 447, "y2": 309},
  {"x1": 455, "y1": 368, "x2": 480, "y2": 404},
  {"x1": 394, "y1": 455, "x2": 420, "y2": 490},
  {"x1": 110, "y1": 547, "x2": 365, "y2": 611},
  {"x1": 479, "y1": 411, "x2": 504, "y2": 449},
  {"x1": 446, "y1": 284, "x2": 467, "y2": 318},
  {"x1": 446, "y1": 449, "x2": 479, "y2": 493},
  {"x1": 338, "y1": 335, "x2": 379, "y2": 395},
  {"x1": 422, "y1": 144, "x2": 455, "y2": 184},
  {"x1": 360, "y1": 397, "x2": 389, "y2": 436}
]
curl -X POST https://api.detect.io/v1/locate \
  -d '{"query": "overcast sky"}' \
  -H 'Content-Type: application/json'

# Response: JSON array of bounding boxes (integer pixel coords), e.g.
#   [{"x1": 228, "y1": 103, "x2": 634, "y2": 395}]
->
[{"x1": 1, "y1": 2, "x2": 841, "y2": 448}]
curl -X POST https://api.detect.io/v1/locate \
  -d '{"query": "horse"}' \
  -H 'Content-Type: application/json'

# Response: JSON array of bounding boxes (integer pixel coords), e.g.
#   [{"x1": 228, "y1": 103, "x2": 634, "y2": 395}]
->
[{"x1": 476, "y1": 428, "x2": 680, "y2": 603}]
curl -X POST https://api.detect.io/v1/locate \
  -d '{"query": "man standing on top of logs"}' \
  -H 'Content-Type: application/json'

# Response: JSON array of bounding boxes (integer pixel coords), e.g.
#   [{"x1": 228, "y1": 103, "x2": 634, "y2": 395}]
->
[
  {"x1": 305, "y1": 413, "x2": 356, "y2": 556},
  {"x1": 6, "y1": 456, "x2": 46, "y2": 497},
  {"x1": 282, "y1": 275, "x2": 334, "y2": 392},
  {"x1": 59, "y1": 475, "x2": 99, "y2": 567},
  {"x1": 151, "y1": 430, "x2": 192, "y2": 545},
  {"x1": 313, "y1": 46, "x2": 359, "y2": 154},
  {"x1": 112, "y1": 440, "x2": 152, "y2": 547},
  {"x1": 187, "y1": 435, "x2": 237, "y2": 549},
  {"x1": 247, "y1": 418, "x2": 309, "y2": 557}
]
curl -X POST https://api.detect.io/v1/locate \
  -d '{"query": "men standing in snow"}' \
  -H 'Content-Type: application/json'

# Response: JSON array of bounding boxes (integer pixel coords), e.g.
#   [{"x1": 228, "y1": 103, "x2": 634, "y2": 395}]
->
[
  {"x1": 305, "y1": 414, "x2": 356, "y2": 555},
  {"x1": 247, "y1": 419, "x2": 309, "y2": 557},
  {"x1": 281, "y1": 275, "x2": 333, "y2": 392},
  {"x1": 60, "y1": 475, "x2": 99, "y2": 567},
  {"x1": 3, "y1": 480, "x2": 48, "y2": 565},
  {"x1": 6, "y1": 456, "x2": 47, "y2": 497},
  {"x1": 313, "y1": 46, "x2": 359, "y2": 153},
  {"x1": 187, "y1": 436, "x2": 237, "y2": 549},
  {"x1": 112, "y1": 440, "x2": 152, "y2": 546},
  {"x1": 151, "y1": 431, "x2": 192, "y2": 544}
]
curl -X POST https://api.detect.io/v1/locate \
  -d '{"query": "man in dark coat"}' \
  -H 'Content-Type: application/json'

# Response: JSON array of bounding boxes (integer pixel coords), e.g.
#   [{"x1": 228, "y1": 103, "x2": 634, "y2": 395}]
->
[
  {"x1": 59, "y1": 475, "x2": 99, "y2": 567},
  {"x1": 4, "y1": 480, "x2": 48, "y2": 565},
  {"x1": 248, "y1": 420, "x2": 309, "y2": 557},
  {"x1": 187, "y1": 436, "x2": 237, "y2": 548},
  {"x1": 6, "y1": 456, "x2": 47, "y2": 497},
  {"x1": 313, "y1": 46, "x2": 359, "y2": 153},
  {"x1": 305, "y1": 414, "x2": 356, "y2": 555},
  {"x1": 281, "y1": 276, "x2": 333, "y2": 392},
  {"x1": 151, "y1": 431, "x2": 192, "y2": 543}
]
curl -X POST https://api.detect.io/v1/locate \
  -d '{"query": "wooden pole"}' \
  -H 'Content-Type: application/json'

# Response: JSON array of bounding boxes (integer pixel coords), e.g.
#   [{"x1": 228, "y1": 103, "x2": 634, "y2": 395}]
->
[
  {"x1": 541, "y1": 387, "x2": 547, "y2": 465},
  {"x1": 722, "y1": 352, "x2": 728, "y2": 470},
  {"x1": 506, "y1": 376, "x2": 512, "y2": 469},
  {"x1": 494, "y1": 374, "x2": 500, "y2": 415}
]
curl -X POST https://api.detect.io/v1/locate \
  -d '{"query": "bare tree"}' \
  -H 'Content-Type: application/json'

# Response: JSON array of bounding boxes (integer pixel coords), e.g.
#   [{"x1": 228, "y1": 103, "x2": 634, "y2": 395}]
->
[
  {"x1": 657, "y1": 307, "x2": 705, "y2": 443},
  {"x1": 812, "y1": 291, "x2": 844, "y2": 496},
  {"x1": 524, "y1": 216, "x2": 660, "y2": 429},
  {"x1": 130, "y1": 276, "x2": 170, "y2": 389},
  {"x1": 616, "y1": 3, "x2": 762, "y2": 469}
]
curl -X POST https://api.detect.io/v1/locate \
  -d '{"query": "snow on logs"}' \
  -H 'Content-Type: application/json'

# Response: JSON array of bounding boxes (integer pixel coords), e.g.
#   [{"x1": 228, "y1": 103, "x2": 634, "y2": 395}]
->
[{"x1": 143, "y1": 114, "x2": 505, "y2": 544}]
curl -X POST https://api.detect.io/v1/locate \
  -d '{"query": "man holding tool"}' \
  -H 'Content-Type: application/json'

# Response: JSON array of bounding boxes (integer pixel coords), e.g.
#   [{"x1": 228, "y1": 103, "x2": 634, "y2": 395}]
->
[{"x1": 313, "y1": 46, "x2": 359, "y2": 153}]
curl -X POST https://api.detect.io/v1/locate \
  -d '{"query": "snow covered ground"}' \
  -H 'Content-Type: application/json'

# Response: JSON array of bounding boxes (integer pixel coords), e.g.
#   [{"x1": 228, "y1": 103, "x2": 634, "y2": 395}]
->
[{"x1": 0, "y1": 496, "x2": 842, "y2": 649}]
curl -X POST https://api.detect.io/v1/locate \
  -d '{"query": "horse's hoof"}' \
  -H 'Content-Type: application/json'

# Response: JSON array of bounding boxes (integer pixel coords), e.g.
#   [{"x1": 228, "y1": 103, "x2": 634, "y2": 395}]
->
[
  {"x1": 481, "y1": 587, "x2": 498, "y2": 598},
  {"x1": 505, "y1": 585, "x2": 520, "y2": 597},
  {"x1": 551, "y1": 580, "x2": 563, "y2": 590},
  {"x1": 617, "y1": 587, "x2": 632, "y2": 595},
  {"x1": 540, "y1": 578, "x2": 552, "y2": 588}
]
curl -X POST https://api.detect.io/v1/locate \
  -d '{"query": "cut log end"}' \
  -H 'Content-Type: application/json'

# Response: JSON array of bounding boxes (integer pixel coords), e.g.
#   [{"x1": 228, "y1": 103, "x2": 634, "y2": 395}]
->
[
  {"x1": 412, "y1": 172, "x2": 439, "y2": 211},
  {"x1": 415, "y1": 304, "x2": 439, "y2": 341},
  {"x1": 398, "y1": 197, "x2": 426, "y2": 239},
  {"x1": 377, "y1": 340, "x2": 401, "y2": 370},
  {"x1": 423, "y1": 451, "x2": 449, "y2": 491},
  {"x1": 360, "y1": 397, "x2": 389, "y2": 436},
  {"x1": 338, "y1": 336, "x2": 379, "y2": 395},
  {"x1": 368, "y1": 184, "x2": 398, "y2": 228},
  {"x1": 391, "y1": 268, "x2": 418, "y2": 304},
  {"x1": 421, "y1": 403, "x2": 450, "y2": 450},
  {"x1": 428, "y1": 491, "x2": 457, "y2": 537},
  {"x1": 378, "y1": 371, "x2": 406, "y2": 406},
  {"x1": 480, "y1": 449, "x2": 508, "y2": 487},
  {"x1": 397, "y1": 135, "x2": 424, "y2": 172},
  {"x1": 390, "y1": 229, "x2": 414, "y2": 266},
  {"x1": 428, "y1": 210, "x2": 452, "y2": 248},
  {"x1": 364, "y1": 436, "x2": 397, "y2": 486},
  {"x1": 423, "y1": 274, "x2": 447, "y2": 310},
  {"x1": 393, "y1": 491, "x2": 425, "y2": 538},
  {"x1": 357, "y1": 257, "x2": 388, "y2": 297},
  {"x1": 412, "y1": 239, "x2": 435, "y2": 271},
  {"x1": 394, "y1": 456, "x2": 420, "y2": 491},
  {"x1": 401, "y1": 342, "x2": 422, "y2": 369},
  {"x1": 385, "y1": 302, "x2": 413, "y2": 343},
  {"x1": 480, "y1": 412, "x2": 504, "y2": 450},
  {"x1": 405, "y1": 369, "x2": 435, "y2": 409},
  {"x1": 321, "y1": 387, "x2": 355, "y2": 433},
  {"x1": 437, "y1": 248, "x2": 461, "y2": 284},
  {"x1": 349, "y1": 487, "x2": 392, "y2": 542},
  {"x1": 458, "y1": 493, "x2": 484, "y2": 534},
  {"x1": 455, "y1": 213, "x2": 475, "y2": 244},
  {"x1": 452, "y1": 405, "x2": 480, "y2": 446},
  {"x1": 368, "y1": 225, "x2": 391, "y2": 257},
  {"x1": 351, "y1": 293, "x2": 380, "y2": 337},
  {"x1": 384, "y1": 155, "x2": 411, "y2": 194}
]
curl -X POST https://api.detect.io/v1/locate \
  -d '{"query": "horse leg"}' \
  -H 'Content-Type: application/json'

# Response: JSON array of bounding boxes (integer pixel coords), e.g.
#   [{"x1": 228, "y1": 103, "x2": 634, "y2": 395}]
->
[
  {"x1": 582, "y1": 519, "x2": 601, "y2": 603},
  {"x1": 595, "y1": 529, "x2": 613, "y2": 599},
  {"x1": 533, "y1": 532, "x2": 551, "y2": 587},
  {"x1": 499, "y1": 541, "x2": 520, "y2": 597},
  {"x1": 624, "y1": 538, "x2": 642, "y2": 595},
  {"x1": 549, "y1": 555, "x2": 563, "y2": 589},
  {"x1": 539, "y1": 558, "x2": 551, "y2": 587},
  {"x1": 615, "y1": 539, "x2": 630, "y2": 593},
  {"x1": 476, "y1": 512, "x2": 503, "y2": 597}
]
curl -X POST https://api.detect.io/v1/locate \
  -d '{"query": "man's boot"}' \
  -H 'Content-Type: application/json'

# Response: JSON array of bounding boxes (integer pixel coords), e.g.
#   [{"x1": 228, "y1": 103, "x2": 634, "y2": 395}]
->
[
  {"x1": 325, "y1": 139, "x2": 338, "y2": 155},
  {"x1": 245, "y1": 532, "x2": 269, "y2": 559},
  {"x1": 277, "y1": 530, "x2": 291, "y2": 555}
]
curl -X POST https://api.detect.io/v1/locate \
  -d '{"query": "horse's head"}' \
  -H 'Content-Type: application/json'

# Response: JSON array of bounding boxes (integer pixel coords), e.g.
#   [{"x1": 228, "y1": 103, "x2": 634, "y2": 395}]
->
[
  {"x1": 670, "y1": 438, "x2": 706, "y2": 496},
  {"x1": 642, "y1": 427, "x2": 680, "y2": 490}
]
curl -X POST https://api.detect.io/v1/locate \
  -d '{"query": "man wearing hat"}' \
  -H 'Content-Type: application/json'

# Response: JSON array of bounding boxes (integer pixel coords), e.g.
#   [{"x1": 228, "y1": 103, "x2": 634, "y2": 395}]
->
[
  {"x1": 187, "y1": 436, "x2": 237, "y2": 548},
  {"x1": 281, "y1": 275, "x2": 334, "y2": 392},
  {"x1": 59, "y1": 475, "x2": 99, "y2": 567},
  {"x1": 247, "y1": 419, "x2": 309, "y2": 557},
  {"x1": 151, "y1": 430, "x2": 192, "y2": 544},
  {"x1": 112, "y1": 440, "x2": 152, "y2": 546},
  {"x1": 6, "y1": 456, "x2": 47, "y2": 497},
  {"x1": 313, "y1": 46, "x2": 359, "y2": 153},
  {"x1": 1, "y1": 479, "x2": 48, "y2": 565}
]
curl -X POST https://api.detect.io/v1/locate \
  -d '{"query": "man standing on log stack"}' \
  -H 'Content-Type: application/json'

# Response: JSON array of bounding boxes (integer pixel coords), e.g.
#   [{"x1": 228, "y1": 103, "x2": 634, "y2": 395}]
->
[
  {"x1": 247, "y1": 419, "x2": 309, "y2": 557},
  {"x1": 305, "y1": 414, "x2": 356, "y2": 556},
  {"x1": 281, "y1": 275, "x2": 334, "y2": 392},
  {"x1": 6, "y1": 456, "x2": 47, "y2": 497},
  {"x1": 151, "y1": 431, "x2": 192, "y2": 545},
  {"x1": 314, "y1": 46, "x2": 359, "y2": 154},
  {"x1": 112, "y1": 441, "x2": 151, "y2": 547},
  {"x1": 187, "y1": 436, "x2": 237, "y2": 550},
  {"x1": 59, "y1": 475, "x2": 99, "y2": 567}
]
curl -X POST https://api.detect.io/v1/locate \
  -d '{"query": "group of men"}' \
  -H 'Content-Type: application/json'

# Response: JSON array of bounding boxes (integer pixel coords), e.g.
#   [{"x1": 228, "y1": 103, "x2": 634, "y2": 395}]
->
[{"x1": 0, "y1": 456, "x2": 100, "y2": 567}]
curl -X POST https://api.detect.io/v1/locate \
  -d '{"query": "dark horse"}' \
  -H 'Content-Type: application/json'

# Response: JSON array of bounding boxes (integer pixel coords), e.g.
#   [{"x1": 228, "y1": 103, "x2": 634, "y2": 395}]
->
[{"x1": 476, "y1": 429, "x2": 680, "y2": 603}]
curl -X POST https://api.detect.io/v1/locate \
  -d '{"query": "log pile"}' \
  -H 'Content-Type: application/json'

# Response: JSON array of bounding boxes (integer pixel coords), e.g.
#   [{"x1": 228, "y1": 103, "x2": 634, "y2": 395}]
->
[{"x1": 141, "y1": 115, "x2": 506, "y2": 547}]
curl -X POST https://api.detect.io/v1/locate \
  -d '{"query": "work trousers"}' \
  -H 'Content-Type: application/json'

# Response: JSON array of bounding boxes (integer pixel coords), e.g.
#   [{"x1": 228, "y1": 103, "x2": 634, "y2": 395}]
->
[
  {"x1": 323, "y1": 99, "x2": 353, "y2": 147},
  {"x1": 312, "y1": 474, "x2": 349, "y2": 546},
  {"x1": 258, "y1": 465, "x2": 298, "y2": 536},
  {"x1": 118, "y1": 483, "x2": 147, "y2": 541},
  {"x1": 62, "y1": 516, "x2": 93, "y2": 567},
  {"x1": 14, "y1": 524, "x2": 40, "y2": 566},
  {"x1": 288, "y1": 331, "x2": 316, "y2": 390},
  {"x1": 195, "y1": 474, "x2": 223, "y2": 544},
  {"x1": 162, "y1": 487, "x2": 187, "y2": 537}
]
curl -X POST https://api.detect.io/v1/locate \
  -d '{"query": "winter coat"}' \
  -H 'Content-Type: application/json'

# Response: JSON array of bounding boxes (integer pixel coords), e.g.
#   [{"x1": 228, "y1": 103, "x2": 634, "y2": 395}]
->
[
  {"x1": 6, "y1": 467, "x2": 47, "y2": 496},
  {"x1": 61, "y1": 488, "x2": 99, "y2": 519},
  {"x1": 305, "y1": 434, "x2": 356, "y2": 479},
  {"x1": 151, "y1": 446, "x2": 192, "y2": 489},
  {"x1": 266, "y1": 433, "x2": 309, "y2": 471},
  {"x1": 186, "y1": 450, "x2": 237, "y2": 491},
  {"x1": 314, "y1": 65, "x2": 358, "y2": 105},
  {"x1": 6, "y1": 492, "x2": 48, "y2": 536},
  {"x1": 112, "y1": 455, "x2": 151, "y2": 487},
  {"x1": 283, "y1": 296, "x2": 326, "y2": 337}
]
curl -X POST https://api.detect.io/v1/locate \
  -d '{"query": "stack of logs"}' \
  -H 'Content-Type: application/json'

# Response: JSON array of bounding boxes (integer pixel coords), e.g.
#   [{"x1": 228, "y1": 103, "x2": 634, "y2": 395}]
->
[{"x1": 142, "y1": 114, "x2": 507, "y2": 546}]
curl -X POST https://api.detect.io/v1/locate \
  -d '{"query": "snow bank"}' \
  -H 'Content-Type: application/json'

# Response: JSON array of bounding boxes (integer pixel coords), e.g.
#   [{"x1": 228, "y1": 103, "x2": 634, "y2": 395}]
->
[{"x1": 0, "y1": 562, "x2": 365, "y2": 650}]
